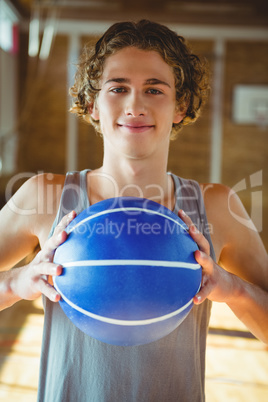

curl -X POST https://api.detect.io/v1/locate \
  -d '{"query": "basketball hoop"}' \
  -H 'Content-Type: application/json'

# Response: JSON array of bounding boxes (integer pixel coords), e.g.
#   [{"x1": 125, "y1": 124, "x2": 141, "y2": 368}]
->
[
  {"x1": 254, "y1": 101, "x2": 268, "y2": 130},
  {"x1": 233, "y1": 85, "x2": 268, "y2": 129}
]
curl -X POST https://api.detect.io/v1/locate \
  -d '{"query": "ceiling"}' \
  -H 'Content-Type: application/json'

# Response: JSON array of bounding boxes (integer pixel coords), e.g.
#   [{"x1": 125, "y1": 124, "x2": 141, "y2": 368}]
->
[{"x1": 8, "y1": 0, "x2": 268, "y2": 28}]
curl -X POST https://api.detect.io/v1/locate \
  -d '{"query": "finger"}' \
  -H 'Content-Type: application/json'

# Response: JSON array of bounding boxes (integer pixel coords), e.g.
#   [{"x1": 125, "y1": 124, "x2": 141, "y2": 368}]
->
[
  {"x1": 195, "y1": 249, "x2": 214, "y2": 271},
  {"x1": 178, "y1": 209, "x2": 200, "y2": 235},
  {"x1": 193, "y1": 282, "x2": 212, "y2": 304},
  {"x1": 53, "y1": 210, "x2": 77, "y2": 237},
  {"x1": 32, "y1": 263, "x2": 63, "y2": 301},
  {"x1": 33, "y1": 261, "x2": 63, "y2": 277},
  {"x1": 178, "y1": 210, "x2": 210, "y2": 255},
  {"x1": 40, "y1": 211, "x2": 77, "y2": 261},
  {"x1": 178, "y1": 209, "x2": 193, "y2": 229},
  {"x1": 35, "y1": 232, "x2": 67, "y2": 263},
  {"x1": 38, "y1": 277, "x2": 61, "y2": 302},
  {"x1": 46, "y1": 230, "x2": 68, "y2": 254},
  {"x1": 193, "y1": 251, "x2": 214, "y2": 304}
]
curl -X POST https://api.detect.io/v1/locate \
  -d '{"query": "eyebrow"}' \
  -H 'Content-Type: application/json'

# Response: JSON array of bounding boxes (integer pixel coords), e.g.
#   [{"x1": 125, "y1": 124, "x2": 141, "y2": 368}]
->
[{"x1": 104, "y1": 77, "x2": 171, "y2": 88}]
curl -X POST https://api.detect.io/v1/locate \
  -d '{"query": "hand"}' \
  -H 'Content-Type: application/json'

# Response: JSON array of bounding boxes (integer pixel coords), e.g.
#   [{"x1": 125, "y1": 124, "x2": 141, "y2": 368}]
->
[
  {"x1": 178, "y1": 209, "x2": 237, "y2": 305},
  {"x1": 12, "y1": 211, "x2": 76, "y2": 303}
]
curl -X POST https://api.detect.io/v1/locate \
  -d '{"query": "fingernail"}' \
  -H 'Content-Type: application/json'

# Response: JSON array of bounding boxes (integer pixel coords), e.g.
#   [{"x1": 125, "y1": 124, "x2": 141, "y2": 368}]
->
[
  {"x1": 53, "y1": 265, "x2": 62, "y2": 274},
  {"x1": 195, "y1": 295, "x2": 202, "y2": 304},
  {"x1": 54, "y1": 293, "x2": 61, "y2": 302},
  {"x1": 191, "y1": 225, "x2": 200, "y2": 234}
]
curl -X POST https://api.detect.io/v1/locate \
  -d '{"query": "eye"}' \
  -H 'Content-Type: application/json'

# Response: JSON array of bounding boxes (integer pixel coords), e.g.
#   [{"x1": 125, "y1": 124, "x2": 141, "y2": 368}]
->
[
  {"x1": 110, "y1": 87, "x2": 127, "y2": 93},
  {"x1": 146, "y1": 88, "x2": 163, "y2": 95}
]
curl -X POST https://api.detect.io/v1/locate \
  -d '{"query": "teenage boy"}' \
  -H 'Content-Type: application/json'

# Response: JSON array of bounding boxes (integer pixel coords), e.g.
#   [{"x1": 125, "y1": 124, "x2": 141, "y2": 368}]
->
[{"x1": 0, "y1": 20, "x2": 267, "y2": 402}]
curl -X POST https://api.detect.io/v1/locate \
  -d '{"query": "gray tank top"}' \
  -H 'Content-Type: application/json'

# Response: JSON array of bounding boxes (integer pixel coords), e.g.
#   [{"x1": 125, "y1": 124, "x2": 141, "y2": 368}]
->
[{"x1": 37, "y1": 169, "x2": 215, "y2": 402}]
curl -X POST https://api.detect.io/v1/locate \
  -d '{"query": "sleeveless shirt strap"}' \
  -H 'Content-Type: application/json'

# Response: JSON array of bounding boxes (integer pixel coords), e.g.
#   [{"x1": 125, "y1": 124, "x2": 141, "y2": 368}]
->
[
  {"x1": 171, "y1": 173, "x2": 216, "y2": 262},
  {"x1": 78, "y1": 169, "x2": 91, "y2": 209},
  {"x1": 48, "y1": 170, "x2": 90, "y2": 238}
]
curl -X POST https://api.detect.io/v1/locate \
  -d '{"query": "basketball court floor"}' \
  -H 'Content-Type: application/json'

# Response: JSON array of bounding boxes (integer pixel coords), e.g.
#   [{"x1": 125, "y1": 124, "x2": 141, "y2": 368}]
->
[{"x1": 0, "y1": 299, "x2": 267, "y2": 401}]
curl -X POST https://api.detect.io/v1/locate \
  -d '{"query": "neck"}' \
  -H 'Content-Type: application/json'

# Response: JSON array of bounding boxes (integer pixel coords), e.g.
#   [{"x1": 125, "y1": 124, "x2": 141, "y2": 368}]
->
[{"x1": 89, "y1": 151, "x2": 175, "y2": 210}]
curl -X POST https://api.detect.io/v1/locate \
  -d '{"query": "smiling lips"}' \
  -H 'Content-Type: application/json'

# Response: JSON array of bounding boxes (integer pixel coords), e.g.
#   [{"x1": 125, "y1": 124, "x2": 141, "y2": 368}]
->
[{"x1": 118, "y1": 123, "x2": 154, "y2": 133}]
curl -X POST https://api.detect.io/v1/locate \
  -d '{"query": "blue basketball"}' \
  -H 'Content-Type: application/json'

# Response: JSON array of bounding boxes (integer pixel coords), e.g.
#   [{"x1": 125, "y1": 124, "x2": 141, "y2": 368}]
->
[{"x1": 53, "y1": 197, "x2": 201, "y2": 346}]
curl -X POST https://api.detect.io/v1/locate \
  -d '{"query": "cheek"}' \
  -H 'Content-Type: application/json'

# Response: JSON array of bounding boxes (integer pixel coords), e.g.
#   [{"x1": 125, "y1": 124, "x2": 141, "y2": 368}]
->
[
  {"x1": 98, "y1": 107, "x2": 115, "y2": 134},
  {"x1": 99, "y1": 96, "x2": 117, "y2": 115},
  {"x1": 158, "y1": 104, "x2": 177, "y2": 122},
  {"x1": 158, "y1": 108, "x2": 176, "y2": 134}
]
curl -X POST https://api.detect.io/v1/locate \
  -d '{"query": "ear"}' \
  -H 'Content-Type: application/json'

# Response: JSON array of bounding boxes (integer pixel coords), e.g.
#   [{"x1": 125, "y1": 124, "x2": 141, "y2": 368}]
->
[
  {"x1": 173, "y1": 110, "x2": 186, "y2": 124},
  {"x1": 173, "y1": 103, "x2": 187, "y2": 124},
  {"x1": 88, "y1": 102, "x2": 99, "y2": 120}
]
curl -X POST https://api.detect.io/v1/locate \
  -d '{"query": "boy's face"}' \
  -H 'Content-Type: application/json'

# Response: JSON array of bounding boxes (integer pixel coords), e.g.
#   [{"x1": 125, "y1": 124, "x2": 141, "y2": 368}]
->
[{"x1": 90, "y1": 47, "x2": 184, "y2": 160}]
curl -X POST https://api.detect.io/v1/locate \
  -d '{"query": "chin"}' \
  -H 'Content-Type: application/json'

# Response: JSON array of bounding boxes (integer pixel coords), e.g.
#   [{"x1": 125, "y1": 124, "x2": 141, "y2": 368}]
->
[{"x1": 124, "y1": 147, "x2": 159, "y2": 161}]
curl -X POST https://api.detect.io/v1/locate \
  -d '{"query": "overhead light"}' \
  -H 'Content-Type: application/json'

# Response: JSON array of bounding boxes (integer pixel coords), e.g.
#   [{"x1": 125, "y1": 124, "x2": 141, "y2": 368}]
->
[
  {"x1": 28, "y1": 13, "x2": 40, "y2": 57},
  {"x1": 39, "y1": 10, "x2": 57, "y2": 60},
  {"x1": 0, "y1": 0, "x2": 19, "y2": 53},
  {"x1": 39, "y1": 23, "x2": 54, "y2": 59}
]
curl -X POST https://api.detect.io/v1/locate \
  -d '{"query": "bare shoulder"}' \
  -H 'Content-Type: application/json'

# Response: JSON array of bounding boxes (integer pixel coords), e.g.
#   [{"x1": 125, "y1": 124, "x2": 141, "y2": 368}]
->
[
  {"x1": 5, "y1": 173, "x2": 65, "y2": 217},
  {"x1": 6, "y1": 173, "x2": 65, "y2": 211},
  {"x1": 200, "y1": 182, "x2": 268, "y2": 290},
  {"x1": 0, "y1": 173, "x2": 65, "y2": 270},
  {"x1": 200, "y1": 183, "x2": 238, "y2": 232}
]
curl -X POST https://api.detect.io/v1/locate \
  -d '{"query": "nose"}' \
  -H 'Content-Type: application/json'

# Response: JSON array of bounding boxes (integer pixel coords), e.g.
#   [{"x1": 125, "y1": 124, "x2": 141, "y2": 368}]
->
[{"x1": 125, "y1": 91, "x2": 146, "y2": 117}]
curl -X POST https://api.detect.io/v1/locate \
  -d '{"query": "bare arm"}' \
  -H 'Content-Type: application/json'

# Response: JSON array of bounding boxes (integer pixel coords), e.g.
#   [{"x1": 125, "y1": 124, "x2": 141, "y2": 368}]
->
[
  {"x1": 193, "y1": 247, "x2": 268, "y2": 344},
  {"x1": 178, "y1": 184, "x2": 268, "y2": 344},
  {"x1": 0, "y1": 226, "x2": 67, "y2": 310},
  {"x1": 0, "y1": 174, "x2": 74, "y2": 311},
  {"x1": 0, "y1": 213, "x2": 76, "y2": 310}
]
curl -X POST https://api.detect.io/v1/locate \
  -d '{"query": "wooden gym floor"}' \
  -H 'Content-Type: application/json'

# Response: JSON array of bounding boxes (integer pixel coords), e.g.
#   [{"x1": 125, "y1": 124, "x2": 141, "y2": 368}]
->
[{"x1": 0, "y1": 299, "x2": 267, "y2": 401}]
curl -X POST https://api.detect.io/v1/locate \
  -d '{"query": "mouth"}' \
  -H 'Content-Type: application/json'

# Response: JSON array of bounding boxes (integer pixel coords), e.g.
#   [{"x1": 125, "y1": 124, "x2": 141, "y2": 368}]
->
[{"x1": 118, "y1": 124, "x2": 154, "y2": 133}]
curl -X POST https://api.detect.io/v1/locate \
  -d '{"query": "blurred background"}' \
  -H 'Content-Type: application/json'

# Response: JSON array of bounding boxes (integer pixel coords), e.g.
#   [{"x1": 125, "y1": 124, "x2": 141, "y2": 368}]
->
[{"x1": 0, "y1": 0, "x2": 268, "y2": 401}]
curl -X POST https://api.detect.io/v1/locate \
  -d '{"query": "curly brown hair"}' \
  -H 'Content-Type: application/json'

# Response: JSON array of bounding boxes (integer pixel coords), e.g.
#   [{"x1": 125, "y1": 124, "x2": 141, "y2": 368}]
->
[{"x1": 70, "y1": 20, "x2": 210, "y2": 139}]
